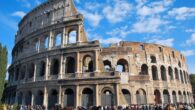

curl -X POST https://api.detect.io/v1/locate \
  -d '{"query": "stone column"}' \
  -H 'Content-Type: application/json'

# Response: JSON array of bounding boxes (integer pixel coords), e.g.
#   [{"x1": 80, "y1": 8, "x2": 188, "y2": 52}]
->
[
  {"x1": 48, "y1": 31, "x2": 53, "y2": 49},
  {"x1": 58, "y1": 86, "x2": 62, "y2": 105},
  {"x1": 45, "y1": 57, "x2": 49, "y2": 80},
  {"x1": 76, "y1": 52, "x2": 80, "y2": 75},
  {"x1": 62, "y1": 28, "x2": 66, "y2": 47},
  {"x1": 94, "y1": 50, "x2": 99, "y2": 72},
  {"x1": 169, "y1": 90, "x2": 173, "y2": 103},
  {"x1": 115, "y1": 84, "x2": 119, "y2": 106},
  {"x1": 31, "y1": 92, "x2": 34, "y2": 106},
  {"x1": 59, "y1": 55, "x2": 63, "y2": 79},
  {"x1": 95, "y1": 84, "x2": 99, "y2": 106},
  {"x1": 43, "y1": 86, "x2": 48, "y2": 110},
  {"x1": 33, "y1": 63, "x2": 37, "y2": 82},
  {"x1": 160, "y1": 90, "x2": 164, "y2": 104},
  {"x1": 77, "y1": 25, "x2": 81, "y2": 43},
  {"x1": 75, "y1": 86, "x2": 80, "y2": 108}
]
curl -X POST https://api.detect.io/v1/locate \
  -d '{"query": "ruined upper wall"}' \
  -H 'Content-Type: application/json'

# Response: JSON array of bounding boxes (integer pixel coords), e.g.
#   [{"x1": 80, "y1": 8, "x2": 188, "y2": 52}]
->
[{"x1": 15, "y1": 0, "x2": 79, "y2": 44}]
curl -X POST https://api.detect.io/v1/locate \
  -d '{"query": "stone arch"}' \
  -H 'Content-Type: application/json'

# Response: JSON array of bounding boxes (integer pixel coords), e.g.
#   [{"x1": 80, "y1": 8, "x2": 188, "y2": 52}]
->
[
  {"x1": 66, "y1": 57, "x2": 75, "y2": 73},
  {"x1": 25, "y1": 91, "x2": 32, "y2": 105},
  {"x1": 178, "y1": 91, "x2": 183, "y2": 103},
  {"x1": 152, "y1": 65, "x2": 158, "y2": 80},
  {"x1": 35, "y1": 90, "x2": 44, "y2": 105},
  {"x1": 168, "y1": 66, "x2": 173, "y2": 80},
  {"x1": 172, "y1": 91, "x2": 177, "y2": 104},
  {"x1": 82, "y1": 88, "x2": 94, "y2": 107},
  {"x1": 83, "y1": 55, "x2": 94, "y2": 72},
  {"x1": 178, "y1": 61, "x2": 181, "y2": 68},
  {"x1": 15, "y1": 67, "x2": 20, "y2": 81},
  {"x1": 154, "y1": 89, "x2": 161, "y2": 104},
  {"x1": 48, "y1": 89, "x2": 58, "y2": 109},
  {"x1": 175, "y1": 68, "x2": 179, "y2": 80},
  {"x1": 64, "y1": 88, "x2": 74, "y2": 107},
  {"x1": 121, "y1": 89, "x2": 131, "y2": 105},
  {"x1": 68, "y1": 30, "x2": 77, "y2": 44},
  {"x1": 140, "y1": 64, "x2": 148, "y2": 75},
  {"x1": 103, "y1": 60, "x2": 112, "y2": 71},
  {"x1": 50, "y1": 58, "x2": 59, "y2": 75},
  {"x1": 116, "y1": 59, "x2": 129, "y2": 72},
  {"x1": 17, "y1": 92, "x2": 23, "y2": 105},
  {"x1": 161, "y1": 66, "x2": 167, "y2": 81},
  {"x1": 39, "y1": 61, "x2": 46, "y2": 77},
  {"x1": 136, "y1": 89, "x2": 147, "y2": 104},
  {"x1": 34, "y1": 39, "x2": 40, "y2": 51},
  {"x1": 163, "y1": 90, "x2": 170, "y2": 104},
  {"x1": 28, "y1": 63, "x2": 35, "y2": 78},
  {"x1": 101, "y1": 88, "x2": 114, "y2": 106},
  {"x1": 151, "y1": 55, "x2": 157, "y2": 63},
  {"x1": 54, "y1": 32, "x2": 62, "y2": 47}
]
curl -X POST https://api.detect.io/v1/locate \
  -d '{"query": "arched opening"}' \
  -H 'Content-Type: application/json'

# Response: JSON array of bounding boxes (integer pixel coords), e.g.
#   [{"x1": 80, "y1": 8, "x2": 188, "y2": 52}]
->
[
  {"x1": 28, "y1": 63, "x2": 34, "y2": 78},
  {"x1": 64, "y1": 89, "x2": 74, "y2": 107},
  {"x1": 140, "y1": 64, "x2": 148, "y2": 75},
  {"x1": 152, "y1": 65, "x2": 158, "y2": 80},
  {"x1": 48, "y1": 89, "x2": 58, "y2": 109},
  {"x1": 122, "y1": 89, "x2": 131, "y2": 105},
  {"x1": 36, "y1": 90, "x2": 44, "y2": 105},
  {"x1": 39, "y1": 61, "x2": 45, "y2": 77},
  {"x1": 178, "y1": 61, "x2": 181, "y2": 68},
  {"x1": 44, "y1": 36, "x2": 49, "y2": 49},
  {"x1": 154, "y1": 90, "x2": 161, "y2": 104},
  {"x1": 178, "y1": 91, "x2": 183, "y2": 103},
  {"x1": 168, "y1": 67, "x2": 173, "y2": 80},
  {"x1": 101, "y1": 89, "x2": 114, "y2": 106},
  {"x1": 68, "y1": 30, "x2": 77, "y2": 44},
  {"x1": 151, "y1": 55, "x2": 157, "y2": 63},
  {"x1": 175, "y1": 68, "x2": 179, "y2": 80},
  {"x1": 103, "y1": 60, "x2": 112, "y2": 71},
  {"x1": 20, "y1": 66, "x2": 26, "y2": 80},
  {"x1": 66, "y1": 57, "x2": 75, "y2": 73},
  {"x1": 161, "y1": 66, "x2": 167, "y2": 81},
  {"x1": 25, "y1": 91, "x2": 32, "y2": 105},
  {"x1": 50, "y1": 59, "x2": 59, "y2": 75},
  {"x1": 180, "y1": 70, "x2": 184, "y2": 83},
  {"x1": 15, "y1": 67, "x2": 20, "y2": 81},
  {"x1": 116, "y1": 59, "x2": 129, "y2": 72},
  {"x1": 172, "y1": 91, "x2": 177, "y2": 104},
  {"x1": 183, "y1": 91, "x2": 187, "y2": 103},
  {"x1": 163, "y1": 90, "x2": 170, "y2": 104},
  {"x1": 35, "y1": 39, "x2": 40, "y2": 51},
  {"x1": 54, "y1": 33, "x2": 62, "y2": 46},
  {"x1": 136, "y1": 89, "x2": 147, "y2": 105},
  {"x1": 17, "y1": 92, "x2": 23, "y2": 105},
  {"x1": 82, "y1": 88, "x2": 93, "y2": 107},
  {"x1": 83, "y1": 56, "x2": 94, "y2": 72}
]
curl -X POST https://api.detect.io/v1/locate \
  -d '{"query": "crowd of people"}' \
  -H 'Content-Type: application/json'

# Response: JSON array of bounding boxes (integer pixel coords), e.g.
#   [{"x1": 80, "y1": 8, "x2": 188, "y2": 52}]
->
[{"x1": 5, "y1": 103, "x2": 195, "y2": 110}]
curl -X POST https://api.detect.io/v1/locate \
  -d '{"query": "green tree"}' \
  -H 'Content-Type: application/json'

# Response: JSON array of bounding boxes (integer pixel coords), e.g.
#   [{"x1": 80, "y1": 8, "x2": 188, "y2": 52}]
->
[{"x1": 0, "y1": 43, "x2": 8, "y2": 104}]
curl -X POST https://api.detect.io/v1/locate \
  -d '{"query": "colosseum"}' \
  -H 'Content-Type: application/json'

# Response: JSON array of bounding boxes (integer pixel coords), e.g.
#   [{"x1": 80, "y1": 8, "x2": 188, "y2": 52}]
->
[{"x1": 5, "y1": 0, "x2": 193, "y2": 109}]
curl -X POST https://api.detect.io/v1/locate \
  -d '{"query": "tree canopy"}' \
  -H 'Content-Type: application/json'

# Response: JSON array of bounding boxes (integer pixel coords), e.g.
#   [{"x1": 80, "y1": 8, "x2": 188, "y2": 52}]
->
[{"x1": 0, "y1": 43, "x2": 8, "y2": 103}]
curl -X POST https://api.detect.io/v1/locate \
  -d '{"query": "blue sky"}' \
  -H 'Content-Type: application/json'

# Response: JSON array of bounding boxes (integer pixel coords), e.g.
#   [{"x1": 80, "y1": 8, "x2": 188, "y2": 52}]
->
[{"x1": 0, "y1": 0, "x2": 195, "y2": 74}]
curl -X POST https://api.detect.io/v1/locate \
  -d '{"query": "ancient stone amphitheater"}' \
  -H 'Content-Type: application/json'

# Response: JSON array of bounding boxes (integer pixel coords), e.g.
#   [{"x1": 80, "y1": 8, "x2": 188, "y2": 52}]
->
[{"x1": 5, "y1": 0, "x2": 193, "y2": 109}]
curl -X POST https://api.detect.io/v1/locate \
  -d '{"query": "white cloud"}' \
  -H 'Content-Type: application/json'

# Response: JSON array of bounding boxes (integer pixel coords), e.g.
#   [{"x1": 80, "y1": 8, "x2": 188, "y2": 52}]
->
[
  {"x1": 79, "y1": 10, "x2": 103, "y2": 27},
  {"x1": 136, "y1": 0, "x2": 174, "y2": 17},
  {"x1": 17, "y1": 0, "x2": 31, "y2": 8},
  {"x1": 186, "y1": 29, "x2": 195, "y2": 33},
  {"x1": 103, "y1": 0, "x2": 132, "y2": 23},
  {"x1": 147, "y1": 38, "x2": 174, "y2": 47},
  {"x1": 100, "y1": 37, "x2": 122, "y2": 45},
  {"x1": 181, "y1": 50, "x2": 195, "y2": 57},
  {"x1": 107, "y1": 26, "x2": 131, "y2": 38},
  {"x1": 12, "y1": 11, "x2": 26, "y2": 18},
  {"x1": 168, "y1": 7, "x2": 195, "y2": 20},
  {"x1": 186, "y1": 33, "x2": 195, "y2": 45},
  {"x1": 5, "y1": 64, "x2": 10, "y2": 80},
  {"x1": 131, "y1": 17, "x2": 167, "y2": 33}
]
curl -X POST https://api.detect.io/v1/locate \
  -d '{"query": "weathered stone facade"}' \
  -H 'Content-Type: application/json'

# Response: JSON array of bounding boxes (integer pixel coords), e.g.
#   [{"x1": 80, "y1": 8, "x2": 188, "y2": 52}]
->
[{"x1": 5, "y1": 0, "x2": 193, "y2": 109}]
